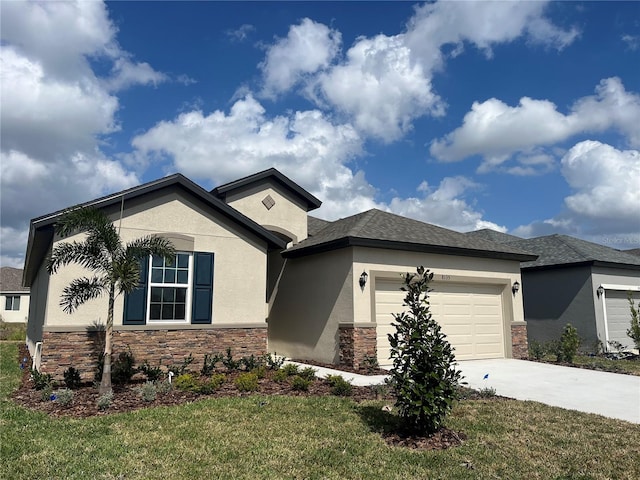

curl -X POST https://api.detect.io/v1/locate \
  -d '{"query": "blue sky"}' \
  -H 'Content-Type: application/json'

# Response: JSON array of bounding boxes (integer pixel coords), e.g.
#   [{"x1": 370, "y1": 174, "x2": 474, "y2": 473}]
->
[{"x1": 1, "y1": 0, "x2": 639, "y2": 268}]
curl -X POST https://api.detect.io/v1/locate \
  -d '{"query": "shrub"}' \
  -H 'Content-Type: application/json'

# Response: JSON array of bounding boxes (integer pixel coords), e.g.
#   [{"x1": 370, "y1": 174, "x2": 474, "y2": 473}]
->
[
  {"x1": 235, "y1": 372, "x2": 259, "y2": 392},
  {"x1": 201, "y1": 353, "x2": 223, "y2": 376},
  {"x1": 240, "y1": 354, "x2": 261, "y2": 371},
  {"x1": 251, "y1": 365, "x2": 267, "y2": 379},
  {"x1": 559, "y1": 324, "x2": 581, "y2": 363},
  {"x1": 55, "y1": 388, "x2": 74, "y2": 406},
  {"x1": 168, "y1": 354, "x2": 194, "y2": 376},
  {"x1": 298, "y1": 367, "x2": 317, "y2": 381},
  {"x1": 30, "y1": 368, "x2": 53, "y2": 391},
  {"x1": 173, "y1": 373, "x2": 200, "y2": 393},
  {"x1": 155, "y1": 380, "x2": 172, "y2": 395},
  {"x1": 97, "y1": 390, "x2": 113, "y2": 410},
  {"x1": 281, "y1": 363, "x2": 300, "y2": 377},
  {"x1": 361, "y1": 354, "x2": 379, "y2": 374},
  {"x1": 264, "y1": 352, "x2": 286, "y2": 370},
  {"x1": 627, "y1": 293, "x2": 640, "y2": 351},
  {"x1": 40, "y1": 385, "x2": 54, "y2": 402},
  {"x1": 136, "y1": 381, "x2": 157, "y2": 402},
  {"x1": 387, "y1": 266, "x2": 462, "y2": 435},
  {"x1": 326, "y1": 375, "x2": 352, "y2": 397},
  {"x1": 138, "y1": 361, "x2": 164, "y2": 382},
  {"x1": 291, "y1": 375, "x2": 312, "y2": 391},
  {"x1": 478, "y1": 387, "x2": 497, "y2": 398},
  {"x1": 528, "y1": 340, "x2": 546, "y2": 361},
  {"x1": 198, "y1": 374, "x2": 226, "y2": 394},
  {"x1": 222, "y1": 348, "x2": 240, "y2": 371},
  {"x1": 273, "y1": 369, "x2": 289, "y2": 383},
  {"x1": 112, "y1": 349, "x2": 136, "y2": 384},
  {"x1": 63, "y1": 367, "x2": 82, "y2": 389}
]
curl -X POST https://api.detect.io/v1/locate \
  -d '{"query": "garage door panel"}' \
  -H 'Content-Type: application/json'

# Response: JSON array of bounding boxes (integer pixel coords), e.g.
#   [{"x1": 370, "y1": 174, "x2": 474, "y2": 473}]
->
[
  {"x1": 376, "y1": 281, "x2": 505, "y2": 364},
  {"x1": 605, "y1": 290, "x2": 638, "y2": 348}
]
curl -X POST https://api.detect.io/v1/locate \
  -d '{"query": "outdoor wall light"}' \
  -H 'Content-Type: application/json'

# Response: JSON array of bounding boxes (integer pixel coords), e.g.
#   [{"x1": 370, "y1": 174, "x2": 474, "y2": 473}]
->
[
  {"x1": 512, "y1": 281, "x2": 520, "y2": 295},
  {"x1": 359, "y1": 271, "x2": 368, "y2": 289},
  {"x1": 597, "y1": 285, "x2": 604, "y2": 298}
]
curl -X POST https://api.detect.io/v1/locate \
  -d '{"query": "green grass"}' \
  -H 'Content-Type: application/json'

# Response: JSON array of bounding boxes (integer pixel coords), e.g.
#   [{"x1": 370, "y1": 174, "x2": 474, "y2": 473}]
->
[
  {"x1": 1, "y1": 342, "x2": 639, "y2": 480},
  {"x1": 0, "y1": 320, "x2": 26, "y2": 341}
]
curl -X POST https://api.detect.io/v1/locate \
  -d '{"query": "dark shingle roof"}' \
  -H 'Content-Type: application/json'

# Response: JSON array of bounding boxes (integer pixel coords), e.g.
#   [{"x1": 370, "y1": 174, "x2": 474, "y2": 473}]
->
[
  {"x1": 308, "y1": 216, "x2": 332, "y2": 237},
  {"x1": 466, "y1": 229, "x2": 523, "y2": 244},
  {"x1": 0, "y1": 267, "x2": 29, "y2": 292},
  {"x1": 211, "y1": 168, "x2": 321, "y2": 211},
  {"x1": 625, "y1": 248, "x2": 640, "y2": 257},
  {"x1": 286, "y1": 209, "x2": 536, "y2": 261},
  {"x1": 508, "y1": 235, "x2": 640, "y2": 270}
]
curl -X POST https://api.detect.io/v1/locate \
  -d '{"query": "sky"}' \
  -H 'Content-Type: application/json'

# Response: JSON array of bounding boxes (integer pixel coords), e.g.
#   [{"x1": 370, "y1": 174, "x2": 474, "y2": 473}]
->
[{"x1": 1, "y1": 0, "x2": 639, "y2": 268}]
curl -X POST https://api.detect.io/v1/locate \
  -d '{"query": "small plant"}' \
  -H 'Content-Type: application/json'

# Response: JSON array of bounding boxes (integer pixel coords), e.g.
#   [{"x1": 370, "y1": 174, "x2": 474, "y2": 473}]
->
[
  {"x1": 264, "y1": 352, "x2": 286, "y2": 370},
  {"x1": 559, "y1": 323, "x2": 581, "y2": 363},
  {"x1": 30, "y1": 368, "x2": 53, "y2": 391},
  {"x1": 291, "y1": 375, "x2": 312, "y2": 391},
  {"x1": 155, "y1": 380, "x2": 172, "y2": 395},
  {"x1": 273, "y1": 369, "x2": 288, "y2": 383},
  {"x1": 173, "y1": 373, "x2": 200, "y2": 392},
  {"x1": 235, "y1": 372, "x2": 259, "y2": 392},
  {"x1": 136, "y1": 381, "x2": 157, "y2": 402},
  {"x1": 240, "y1": 354, "x2": 261, "y2": 371},
  {"x1": 251, "y1": 365, "x2": 267, "y2": 379},
  {"x1": 528, "y1": 340, "x2": 546, "y2": 361},
  {"x1": 326, "y1": 375, "x2": 353, "y2": 397},
  {"x1": 97, "y1": 390, "x2": 114, "y2": 410},
  {"x1": 478, "y1": 386, "x2": 497, "y2": 398},
  {"x1": 222, "y1": 348, "x2": 240, "y2": 371},
  {"x1": 112, "y1": 349, "x2": 136, "y2": 384},
  {"x1": 201, "y1": 353, "x2": 223, "y2": 376},
  {"x1": 138, "y1": 361, "x2": 164, "y2": 382},
  {"x1": 627, "y1": 293, "x2": 640, "y2": 351},
  {"x1": 298, "y1": 367, "x2": 317, "y2": 381},
  {"x1": 40, "y1": 385, "x2": 54, "y2": 402},
  {"x1": 168, "y1": 354, "x2": 194, "y2": 376},
  {"x1": 55, "y1": 388, "x2": 74, "y2": 406},
  {"x1": 63, "y1": 367, "x2": 83, "y2": 389},
  {"x1": 361, "y1": 354, "x2": 379, "y2": 374},
  {"x1": 199, "y1": 373, "x2": 226, "y2": 394},
  {"x1": 281, "y1": 363, "x2": 300, "y2": 377}
]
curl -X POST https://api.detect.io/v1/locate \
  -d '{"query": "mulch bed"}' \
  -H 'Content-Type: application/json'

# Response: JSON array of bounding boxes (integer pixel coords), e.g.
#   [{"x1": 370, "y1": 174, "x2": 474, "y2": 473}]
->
[{"x1": 10, "y1": 345, "x2": 469, "y2": 450}]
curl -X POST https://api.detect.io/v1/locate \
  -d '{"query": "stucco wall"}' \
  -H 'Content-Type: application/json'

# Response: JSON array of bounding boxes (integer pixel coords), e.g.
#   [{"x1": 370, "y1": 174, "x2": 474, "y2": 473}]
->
[
  {"x1": 522, "y1": 266, "x2": 596, "y2": 347},
  {"x1": 268, "y1": 248, "x2": 353, "y2": 363},
  {"x1": 225, "y1": 180, "x2": 309, "y2": 244},
  {"x1": 1, "y1": 292, "x2": 30, "y2": 323},
  {"x1": 26, "y1": 260, "x2": 50, "y2": 361},
  {"x1": 39, "y1": 187, "x2": 270, "y2": 331}
]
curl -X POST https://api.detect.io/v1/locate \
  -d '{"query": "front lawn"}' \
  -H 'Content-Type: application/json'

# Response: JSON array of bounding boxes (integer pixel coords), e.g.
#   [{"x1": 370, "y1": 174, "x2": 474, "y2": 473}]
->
[{"x1": 1, "y1": 342, "x2": 639, "y2": 480}]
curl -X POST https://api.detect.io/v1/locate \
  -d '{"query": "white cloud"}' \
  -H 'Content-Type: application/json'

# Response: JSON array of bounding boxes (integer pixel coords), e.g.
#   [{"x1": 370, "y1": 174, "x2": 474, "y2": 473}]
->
[
  {"x1": 260, "y1": 18, "x2": 341, "y2": 98},
  {"x1": 227, "y1": 24, "x2": 255, "y2": 43},
  {"x1": 431, "y1": 77, "x2": 640, "y2": 170},
  {"x1": 104, "y1": 58, "x2": 168, "y2": 92},
  {"x1": 514, "y1": 141, "x2": 640, "y2": 246},
  {"x1": 622, "y1": 34, "x2": 639, "y2": 51}
]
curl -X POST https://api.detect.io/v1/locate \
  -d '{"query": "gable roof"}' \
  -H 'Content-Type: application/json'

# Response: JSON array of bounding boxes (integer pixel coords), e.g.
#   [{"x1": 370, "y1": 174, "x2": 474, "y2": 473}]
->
[
  {"x1": 23, "y1": 174, "x2": 288, "y2": 286},
  {"x1": 626, "y1": 248, "x2": 640, "y2": 257},
  {"x1": 508, "y1": 234, "x2": 640, "y2": 270},
  {"x1": 308, "y1": 216, "x2": 332, "y2": 237},
  {"x1": 285, "y1": 209, "x2": 537, "y2": 261},
  {"x1": 211, "y1": 168, "x2": 322, "y2": 212},
  {"x1": 0, "y1": 267, "x2": 29, "y2": 292},
  {"x1": 466, "y1": 228, "x2": 523, "y2": 244}
]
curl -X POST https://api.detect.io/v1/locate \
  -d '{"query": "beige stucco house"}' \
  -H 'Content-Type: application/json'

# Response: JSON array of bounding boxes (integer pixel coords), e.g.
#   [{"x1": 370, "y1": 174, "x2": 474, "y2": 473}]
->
[
  {"x1": 1, "y1": 267, "x2": 30, "y2": 324},
  {"x1": 24, "y1": 168, "x2": 535, "y2": 378}
]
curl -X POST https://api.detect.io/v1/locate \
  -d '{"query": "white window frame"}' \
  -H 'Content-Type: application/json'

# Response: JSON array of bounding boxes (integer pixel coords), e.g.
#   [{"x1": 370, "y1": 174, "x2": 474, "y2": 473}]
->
[
  {"x1": 4, "y1": 295, "x2": 21, "y2": 311},
  {"x1": 146, "y1": 252, "x2": 194, "y2": 324}
]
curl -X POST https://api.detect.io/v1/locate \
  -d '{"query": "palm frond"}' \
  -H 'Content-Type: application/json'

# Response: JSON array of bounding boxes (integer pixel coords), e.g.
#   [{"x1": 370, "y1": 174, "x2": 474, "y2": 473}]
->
[
  {"x1": 112, "y1": 257, "x2": 145, "y2": 295},
  {"x1": 126, "y1": 235, "x2": 176, "y2": 262},
  {"x1": 48, "y1": 241, "x2": 107, "y2": 274},
  {"x1": 55, "y1": 207, "x2": 121, "y2": 254},
  {"x1": 60, "y1": 276, "x2": 108, "y2": 313}
]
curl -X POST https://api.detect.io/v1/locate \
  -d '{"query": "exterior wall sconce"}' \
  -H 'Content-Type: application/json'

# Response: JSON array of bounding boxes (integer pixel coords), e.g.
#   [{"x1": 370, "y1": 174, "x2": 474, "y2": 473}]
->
[
  {"x1": 512, "y1": 281, "x2": 520, "y2": 295},
  {"x1": 359, "y1": 271, "x2": 368, "y2": 289},
  {"x1": 597, "y1": 285, "x2": 604, "y2": 298}
]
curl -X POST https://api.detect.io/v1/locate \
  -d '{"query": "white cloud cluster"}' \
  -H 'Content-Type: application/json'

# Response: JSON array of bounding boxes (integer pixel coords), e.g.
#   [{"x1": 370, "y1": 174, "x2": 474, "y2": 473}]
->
[
  {"x1": 0, "y1": 0, "x2": 165, "y2": 267},
  {"x1": 430, "y1": 77, "x2": 640, "y2": 170}
]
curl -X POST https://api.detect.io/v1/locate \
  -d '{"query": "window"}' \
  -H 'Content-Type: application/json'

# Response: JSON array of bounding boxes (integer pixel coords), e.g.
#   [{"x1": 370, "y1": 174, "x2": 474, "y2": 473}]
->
[
  {"x1": 5, "y1": 295, "x2": 20, "y2": 311},
  {"x1": 148, "y1": 253, "x2": 192, "y2": 323},
  {"x1": 123, "y1": 251, "x2": 214, "y2": 326}
]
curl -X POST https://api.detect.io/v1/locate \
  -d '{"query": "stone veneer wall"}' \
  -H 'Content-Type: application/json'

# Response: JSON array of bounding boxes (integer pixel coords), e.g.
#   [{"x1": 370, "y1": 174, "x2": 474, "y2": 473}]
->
[
  {"x1": 338, "y1": 324, "x2": 377, "y2": 369},
  {"x1": 40, "y1": 327, "x2": 267, "y2": 380},
  {"x1": 511, "y1": 323, "x2": 529, "y2": 359}
]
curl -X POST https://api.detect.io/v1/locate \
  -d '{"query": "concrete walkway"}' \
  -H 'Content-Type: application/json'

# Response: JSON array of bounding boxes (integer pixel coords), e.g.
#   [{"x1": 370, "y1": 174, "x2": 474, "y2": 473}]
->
[
  {"x1": 287, "y1": 359, "x2": 640, "y2": 423},
  {"x1": 457, "y1": 359, "x2": 640, "y2": 424}
]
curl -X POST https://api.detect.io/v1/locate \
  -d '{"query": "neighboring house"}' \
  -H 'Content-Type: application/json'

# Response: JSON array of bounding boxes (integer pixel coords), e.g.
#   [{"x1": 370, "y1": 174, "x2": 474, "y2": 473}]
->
[
  {"x1": 0, "y1": 267, "x2": 30, "y2": 323},
  {"x1": 24, "y1": 168, "x2": 535, "y2": 379},
  {"x1": 467, "y1": 231, "x2": 640, "y2": 352}
]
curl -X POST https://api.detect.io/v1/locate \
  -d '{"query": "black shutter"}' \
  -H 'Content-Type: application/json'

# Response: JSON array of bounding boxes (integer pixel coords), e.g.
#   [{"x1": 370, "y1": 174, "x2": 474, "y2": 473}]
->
[
  {"x1": 192, "y1": 252, "x2": 214, "y2": 324},
  {"x1": 123, "y1": 256, "x2": 149, "y2": 325}
]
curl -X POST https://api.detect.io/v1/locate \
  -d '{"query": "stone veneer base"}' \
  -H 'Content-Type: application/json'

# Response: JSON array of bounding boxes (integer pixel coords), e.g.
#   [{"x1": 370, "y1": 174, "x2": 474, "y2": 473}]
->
[
  {"x1": 338, "y1": 324, "x2": 377, "y2": 369},
  {"x1": 40, "y1": 326, "x2": 267, "y2": 380},
  {"x1": 511, "y1": 323, "x2": 529, "y2": 359}
]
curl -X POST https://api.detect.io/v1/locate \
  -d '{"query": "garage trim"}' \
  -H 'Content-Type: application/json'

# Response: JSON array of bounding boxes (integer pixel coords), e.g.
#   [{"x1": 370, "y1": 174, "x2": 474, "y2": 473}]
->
[{"x1": 598, "y1": 284, "x2": 640, "y2": 351}]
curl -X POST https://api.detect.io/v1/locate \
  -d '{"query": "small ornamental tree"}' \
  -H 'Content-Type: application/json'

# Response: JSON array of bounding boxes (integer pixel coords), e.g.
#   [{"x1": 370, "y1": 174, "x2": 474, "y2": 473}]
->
[
  {"x1": 387, "y1": 266, "x2": 462, "y2": 435},
  {"x1": 627, "y1": 292, "x2": 640, "y2": 351}
]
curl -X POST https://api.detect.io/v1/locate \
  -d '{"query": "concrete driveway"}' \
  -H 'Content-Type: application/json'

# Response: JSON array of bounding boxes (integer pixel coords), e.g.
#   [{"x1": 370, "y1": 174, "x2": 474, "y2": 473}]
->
[{"x1": 457, "y1": 359, "x2": 640, "y2": 424}]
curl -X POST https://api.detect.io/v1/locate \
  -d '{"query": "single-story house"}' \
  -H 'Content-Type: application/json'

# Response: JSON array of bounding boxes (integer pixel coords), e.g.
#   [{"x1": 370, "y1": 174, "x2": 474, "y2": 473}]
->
[
  {"x1": 0, "y1": 267, "x2": 30, "y2": 323},
  {"x1": 467, "y1": 230, "x2": 640, "y2": 352},
  {"x1": 24, "y1": 168, "x2": 536, "y2": 379}
]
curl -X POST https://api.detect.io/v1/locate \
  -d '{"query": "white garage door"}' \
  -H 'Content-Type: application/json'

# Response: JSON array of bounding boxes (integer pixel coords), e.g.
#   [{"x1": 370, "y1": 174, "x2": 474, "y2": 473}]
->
[
  {"x1": 376, "y1": 280, "x2": 505, "y2": 366},
  {"x1": 605, "y1": 290, "x2": 638, "y2": 350}
]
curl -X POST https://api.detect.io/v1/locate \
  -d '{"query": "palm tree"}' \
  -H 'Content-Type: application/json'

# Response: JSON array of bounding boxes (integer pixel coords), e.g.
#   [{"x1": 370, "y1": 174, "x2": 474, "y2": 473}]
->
[{"x1": 47, "y1": 207, "x2": 175, "y2": 395}]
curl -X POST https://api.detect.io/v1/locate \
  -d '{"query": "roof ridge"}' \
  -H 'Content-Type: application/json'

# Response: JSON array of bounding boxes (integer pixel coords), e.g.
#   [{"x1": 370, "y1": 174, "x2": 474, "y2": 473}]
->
[
  {"x1": 350, "y1": 209, "x2": 380, "y2": 236},
  {"x1": 556, "y1": 234, "x2": 598, "y2": 261}
]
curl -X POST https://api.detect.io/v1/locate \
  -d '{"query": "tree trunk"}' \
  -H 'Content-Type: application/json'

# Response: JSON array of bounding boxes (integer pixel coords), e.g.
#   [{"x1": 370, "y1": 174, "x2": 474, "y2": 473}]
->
[{"x1": 99, "y1": 284, "x2": 116, "y2": 395}]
